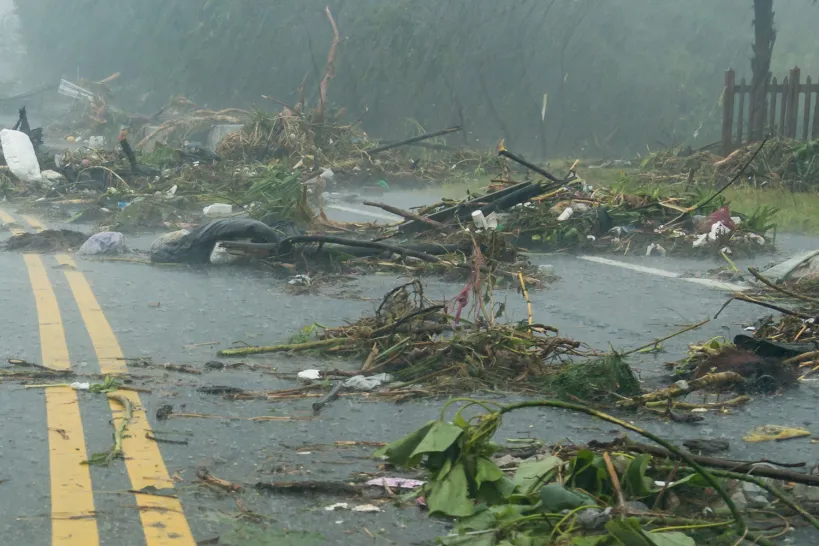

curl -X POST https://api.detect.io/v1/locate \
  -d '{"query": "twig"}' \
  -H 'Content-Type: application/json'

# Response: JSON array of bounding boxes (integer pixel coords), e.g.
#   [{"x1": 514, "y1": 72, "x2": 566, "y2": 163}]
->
[
  {"x1": 217, "y1": 337, "x2": 347, "y2": 356},
  {"x1": 611, "y1": 441, "x2": 819, "y2": 486},
  {"x1": 518, "y1": 272, "x2": 533, "y2": 326},
  {"x1": 733, "y1": 293, "x2": 813, "y2": 319},
  {"x1": 312, "y1": 382, "x2": 345, "y2": 413},
  {"x1": 255, "y1": 480, "x2": 363, "y2": 496},
  {"x1": 362, "y1": 201, "x2": 446, "y2": 228},
  {"x1": 748, "y1": 267, "x2": 819, "y2": 304},
  {"x1": 617, "y1": 372, "x2": 743, "y2": 409},
  {"x1": 497, "y1": 148, "x2": 562, "y2": 183},
  {"x1": 365, "y1": 126, "x2": 462, "y2": 155},
  {"x1": 683, "y1": 467, "x2": 819, "y2": 531},
  {"x1": 621, "y1": 319, "x2": 710, "y2": 356},
  {"x1": 602, "y1": 452, "x2": 625, "y2": 514},
  {"x1": 278, "y1": 235, "x2": 443, "y2": 263},
  {"x1": 146, "y1": 433, "x2": 188, "y2": 446},
  {"x1": 197, "y1": 468, "x2": 242, "y2": 492},
  {"x1": 783, "y1": 350, "x2": 819, "y2": 366},
  {"x1": 316, "y1": 6, "x2": 340, "y2": 120},
  {"x1": 496, "y1": 400, "x2": 755, "y2": 542},
  {"x1": 361, "y1": 343, "x2": 379, "y2": 372}
]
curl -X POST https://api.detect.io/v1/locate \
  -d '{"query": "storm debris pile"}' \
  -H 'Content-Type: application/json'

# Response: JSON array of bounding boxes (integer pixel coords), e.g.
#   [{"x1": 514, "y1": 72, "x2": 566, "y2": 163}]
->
[{"x1": 640, "y1": 136, "x2": 819, "y2": 191}]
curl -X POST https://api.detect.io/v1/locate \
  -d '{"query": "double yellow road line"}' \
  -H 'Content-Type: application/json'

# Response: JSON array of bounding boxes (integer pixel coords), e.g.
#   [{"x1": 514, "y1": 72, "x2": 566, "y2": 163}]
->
[{"x1": 1, "y1": 209, "x2": 195, "y2": 545}]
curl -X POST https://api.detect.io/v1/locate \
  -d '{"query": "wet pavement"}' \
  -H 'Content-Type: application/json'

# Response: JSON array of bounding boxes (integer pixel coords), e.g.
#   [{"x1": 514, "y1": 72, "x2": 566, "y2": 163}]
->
[{"x1": 2, "y1": 201, "x2": 819, "y2": 545}]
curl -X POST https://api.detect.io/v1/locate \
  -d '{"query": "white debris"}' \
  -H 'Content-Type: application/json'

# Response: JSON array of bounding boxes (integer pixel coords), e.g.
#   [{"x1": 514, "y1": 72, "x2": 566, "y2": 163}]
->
[
  {"x1": 692, "y1": 233, "x2": 709, "y2": 248},
  {"x1": 343, "y1": 373, "x2": 393, "y2": 391},
  {"x1": 747, "y1": 233, "x2": 765, "y2": 245},
  {"x1": 646, "y1": 243, "x2": 666, "y2": 256},
  {"x1": 1, "y1": 129, "x2": 41, "y2": 183},
  {"x1": 288, "y1": 274, "x2": 311, "y2": 286},
  {"x1": 210, "y1": 242, "x2": 242, "y2": 265},
  {"x1": 78, "y1": 232, "x2": 127, "y2": 255},
  {"x1": 708, "y1": 221, "x2": 731, "y2": 241},
  {"x1": 297, "y1": 369, "x2": 322, "y2": 381},
  {"x1": 41, "y1": 170, "x2": 65, "y2": 187},
  {"x1": 324, "y1": 503, "x2": 348, "y2": 511},
  {"x1": 352, "y1": 504, "x2": 382, "y2": 513},
  {"x1": 70, "y1": 382, "x2": 90, "y2": 390},
  {"x1": 557, "y1": 207, "x2": 574, "y2": 221},
  {"x1": 203, "y1": 203, "x2": 233, "y2": 216},
  {"x1": 586, "y1": 235, "x2": 596, "y2": 241}
]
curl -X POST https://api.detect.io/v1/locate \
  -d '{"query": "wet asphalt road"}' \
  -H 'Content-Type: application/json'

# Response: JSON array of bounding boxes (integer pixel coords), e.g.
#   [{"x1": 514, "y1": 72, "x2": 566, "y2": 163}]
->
[{"x1": 2, "y1": 202, "x2": 819, "y2": 545}]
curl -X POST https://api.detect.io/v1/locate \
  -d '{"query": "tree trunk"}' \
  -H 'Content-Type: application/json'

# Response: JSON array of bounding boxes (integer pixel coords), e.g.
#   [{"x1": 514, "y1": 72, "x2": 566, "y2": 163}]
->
[{"x1": 750, "y1": 0, "x2": 775, "y2": 141}]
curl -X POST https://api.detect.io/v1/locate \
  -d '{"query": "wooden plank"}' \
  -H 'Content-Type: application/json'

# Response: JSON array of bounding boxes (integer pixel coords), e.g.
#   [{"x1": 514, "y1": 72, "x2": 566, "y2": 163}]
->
[
  {"x1": 722, "y1": 70, "x2": 735, "y2": 155},
  {"x1": 779, "y1": 75, "x2": 789, "y2": 135},
  {"x1": 737, "y1": 77, "x2": 746, "y2": 144},
  {"x1": 804, "y1": 76, "x2": 812, "y2": 140},
  {"x1": 813, "y1": 82, "x2": 819, "y2": 140},
  {"x1": 759, "y1": 72, "x2": 769, "y2": 138},
  {"x1": 769, "y1": 76, "x2": 778, "y2": 134},
  {"x1": 789, "y1": 67, "x2": 801, "y2": 138}
]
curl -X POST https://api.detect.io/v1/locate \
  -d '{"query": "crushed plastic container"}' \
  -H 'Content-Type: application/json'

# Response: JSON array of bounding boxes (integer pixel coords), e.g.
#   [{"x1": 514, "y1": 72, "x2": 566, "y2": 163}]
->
[
  {"x1": 0, "y1": 129, "x2": 41, "y2": 183},
  {"x1": 77, "y1": 232, "x2": 127, "y2": 255},
  {"x1": 203, "y1": 203, "x2": 233, "y2": 216},
  {"x1": 209, "y1": 241, "x2": 242, "y2": 264}
]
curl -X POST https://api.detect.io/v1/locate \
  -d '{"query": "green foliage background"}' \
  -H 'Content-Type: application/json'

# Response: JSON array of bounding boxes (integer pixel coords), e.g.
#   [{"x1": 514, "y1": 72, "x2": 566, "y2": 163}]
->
[{"x1": 11, "y1": 0, "x2": 819, "y2": 157}]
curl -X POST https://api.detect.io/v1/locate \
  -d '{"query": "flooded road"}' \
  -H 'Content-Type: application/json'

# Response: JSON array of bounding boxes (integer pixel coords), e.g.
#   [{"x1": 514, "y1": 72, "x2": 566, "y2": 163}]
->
[{"x1": 1, "y1": 193, "x2": 819, "y2": 545}]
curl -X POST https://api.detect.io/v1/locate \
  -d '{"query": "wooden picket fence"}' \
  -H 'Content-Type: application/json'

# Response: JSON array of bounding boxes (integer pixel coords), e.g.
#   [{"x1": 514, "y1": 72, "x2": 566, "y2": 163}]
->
[{"x1": 722, "y1": 67, "x2": 819, "y2": 155}]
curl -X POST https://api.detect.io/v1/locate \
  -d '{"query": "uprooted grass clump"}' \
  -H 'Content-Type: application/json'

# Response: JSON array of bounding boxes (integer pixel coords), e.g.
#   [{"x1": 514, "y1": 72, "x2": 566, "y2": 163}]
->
[
  {"x1": 639, "y1": 136, "x2": 819, "y2": 191},
  {"x1": 3, "y1": 229, "x2": 89, "y2": 252}
]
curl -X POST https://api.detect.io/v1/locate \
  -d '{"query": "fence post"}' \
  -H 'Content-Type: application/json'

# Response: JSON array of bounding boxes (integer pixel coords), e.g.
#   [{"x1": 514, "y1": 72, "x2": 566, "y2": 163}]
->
[
  {"x1": 722, "y1": 69, "x2": 735, "y2": 155},
  {"x1": 788, "y1": 67, "x2": 801, "y2": 138},
  {"x1": 737, "y1": 78, "x2": 746, "y2": 145},
  {"x1": 769, "y1": 76, "x2": 778, "y2": 134},
  {"x1": 813, "y1": 80, "x2": 819, "y2": 140},
  {"x1": 803, "y1": 76, "x2": 812, "y2": 140},
  {"x1": 779, "y1": 76, "x2": 789, "y2": 136}
]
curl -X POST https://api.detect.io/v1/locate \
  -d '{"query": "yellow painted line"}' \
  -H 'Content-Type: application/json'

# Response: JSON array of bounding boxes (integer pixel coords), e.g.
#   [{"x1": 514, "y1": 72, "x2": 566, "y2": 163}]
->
[
  {"x1": 55, "y1": 253, "x2": 196, "y2": 546},
  {"x1": 0, "y1": 207, "x2": 24, "y2": 235},
  {"x1": 23, "y1": 254, "x2": 99, "y2": 545},
  {"x1": 22, "y1": 214, "x2": 45, "y2": 231}
]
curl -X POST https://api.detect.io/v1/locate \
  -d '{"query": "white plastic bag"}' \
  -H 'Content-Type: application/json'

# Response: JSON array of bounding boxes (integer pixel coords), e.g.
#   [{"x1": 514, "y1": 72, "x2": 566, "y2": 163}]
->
[
  {"x1": 209, "y1": 241, "x2": 242, "y2": 264},
  {"x1": 0, "y1": 129, "x2": 41, "y2": 183},
  {"x1": 78, "y1": 232, "x2": 127, "y2": 255}
]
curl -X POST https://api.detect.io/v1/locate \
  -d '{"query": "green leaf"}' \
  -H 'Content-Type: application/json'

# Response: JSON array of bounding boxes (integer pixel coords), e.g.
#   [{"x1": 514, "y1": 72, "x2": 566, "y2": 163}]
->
[
  {"x1": 475, "y1": 457, "x2": 505, "y2": 488},
  {"x1": 410, "y1": 421, "x2": 464, "y2": 458},
  {"x1": 605, "y1": 518, "x2": 653, "y2": 546},
  {"x1": 538, "y1": 483, "x2": 595, "y2": 513},
  {"x1": 623, "y1": 454, "x2": 657, "y2": 498},
  {"x1": 513, "y1": 456, "x2": 561, "y2": 493},
  {"x1": 646, "y1": 533, "x2": 695, "y2": 546},
  {"x1": 569, "y1": 450, "x2": 607, "y2": 495},
  {"x1": 427, "y1": 462, "x2": 475, "y2": 517},
  {"x1": 373, "y1": 421, "x2": 435, "y2": 466}
]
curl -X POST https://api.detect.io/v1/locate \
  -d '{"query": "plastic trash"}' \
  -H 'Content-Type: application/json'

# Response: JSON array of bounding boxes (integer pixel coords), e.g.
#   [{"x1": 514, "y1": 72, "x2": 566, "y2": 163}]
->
[
  {"x1": 342, "y1": 373, "x2": 393, "y2": 391},
  {"x1": 351, "y1": 504, "x2": 381, "y2": 513},
  {"x1": 645, "y1": 243, "x2": 666, "y2": 256},
  {"x1": 0, "y1": 129, "x2": 41, "y2": 182},
  {"x1": 557, "y1": 207, "x2": 574, "y2": 221},
  {"x1": 471, "y1": 210, "x2": 488, "y2": 229},
  {"x1": 705, "y1": 206, "x2": 736, "y2": 231},
  {"x1": 319, "y1": 168, "x2": 335, "y2": 182},
  {"x1": 209, "y1": 241, "x2": 243, "y2": 264},
  {"x1": 58, "y1": 79, "x2": 95, "y2": 102},
  {"x1": 40, "y1": 170, "x2": 64, "y2": 187},
  {"x1": 77, "y1": 232, "x2": 127, "y2": 255},
  {"x1": 70, "y1": 382, "x2": 90, "y2": 390},
  {"x1": 203, "y1": 203, "x2": 233, "y2": 216},
  {"x1": 708, "y1": 220, "x2": 731, "y2": 241},
  {"x1": 297, "y1": 369, "x2": 322, "y2": 381},
  {"x1": 150, "y1": 218, "x2": 299, "y2": 264},
  {"x1": 88, "y1": 136, "x2": 105, "y2": 148}
]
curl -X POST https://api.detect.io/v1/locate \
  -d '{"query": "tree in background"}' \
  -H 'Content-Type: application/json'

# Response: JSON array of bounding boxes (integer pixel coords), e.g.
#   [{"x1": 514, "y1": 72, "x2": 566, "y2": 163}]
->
[{"x1": 749, "y1": 0, "x2": 775, "y2": 140}]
